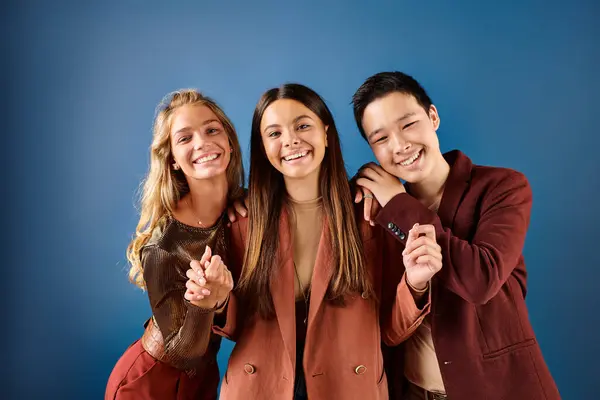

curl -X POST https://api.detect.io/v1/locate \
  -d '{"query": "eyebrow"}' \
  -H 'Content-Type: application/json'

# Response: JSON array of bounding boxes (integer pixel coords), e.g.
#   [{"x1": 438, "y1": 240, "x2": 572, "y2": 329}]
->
[
  {"x1": 174, "y1": 119, "x2": 221, "y2": 135},
  {"x1": 263, "y1": 114, "x2": 314, "y2": 133},
  {"x1": 367, "y1": 112, "x2": 416, "y2": 141}
]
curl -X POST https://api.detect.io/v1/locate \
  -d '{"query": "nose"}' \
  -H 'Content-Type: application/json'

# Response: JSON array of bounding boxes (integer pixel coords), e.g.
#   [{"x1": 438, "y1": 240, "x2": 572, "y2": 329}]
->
[
  {"x1": 281, "y1": 128, "x2": 300, "y2": 148},
  {"x1": 192, "y1": 132, "x2": 206, "y2": 150},
  {"x1": 390, "y1": 131, "x2": 411, "y2": 154}
]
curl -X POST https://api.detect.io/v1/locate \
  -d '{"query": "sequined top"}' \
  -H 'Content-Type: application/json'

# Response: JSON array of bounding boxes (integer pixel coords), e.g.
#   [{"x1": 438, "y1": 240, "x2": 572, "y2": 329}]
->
[{"x1": 142, "y1": 215, "x2": 227, "y2": 372}]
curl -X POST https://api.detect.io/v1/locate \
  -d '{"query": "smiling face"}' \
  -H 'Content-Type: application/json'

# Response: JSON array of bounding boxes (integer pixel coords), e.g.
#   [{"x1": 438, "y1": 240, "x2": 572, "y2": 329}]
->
[
  {"x1": 259, "y1": 99, "x2": 328, "y2": 182},
  {"x1": 361, "y1": 91, "x2": 442, "y2": 184},
  {"x1": 169, "y1": 104, "x2": 231, "y2": 181}
]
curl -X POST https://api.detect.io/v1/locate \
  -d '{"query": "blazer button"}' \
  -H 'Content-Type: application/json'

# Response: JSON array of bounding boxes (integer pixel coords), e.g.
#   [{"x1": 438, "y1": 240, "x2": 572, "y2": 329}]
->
[
  {"x1": 244, "y1": 363, "x2": 256, "y2": 374},
  {"x1": 354, "y1": 365, "x2": 367, "y2": 375},
  {"x1": 399, "y1": 232, "x2": 406, "y2": 240},
  {"x1": 361, "y1": 291, "x2": 369, "y2": 299},
  {"x1": 387, "y1": 222, "x2": 395, "y2": 229}
]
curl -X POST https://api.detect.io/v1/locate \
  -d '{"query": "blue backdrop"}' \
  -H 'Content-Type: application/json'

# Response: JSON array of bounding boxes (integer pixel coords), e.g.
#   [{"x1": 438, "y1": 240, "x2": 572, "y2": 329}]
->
[{"x1": 6, "y1": 1, "x2": 598, "y2": 398}]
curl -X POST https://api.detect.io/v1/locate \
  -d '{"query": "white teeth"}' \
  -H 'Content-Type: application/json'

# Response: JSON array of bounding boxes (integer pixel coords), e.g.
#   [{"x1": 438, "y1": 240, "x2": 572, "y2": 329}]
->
[
  {"x1": 283, "y1": 151, "x2": 308, "y2": 161},
  {"x1": 400, "y1": 150, "x2": 421, "y2": 166},
  {"x1": 195, "y1": 154, "x2": 218, "y2": 164}
]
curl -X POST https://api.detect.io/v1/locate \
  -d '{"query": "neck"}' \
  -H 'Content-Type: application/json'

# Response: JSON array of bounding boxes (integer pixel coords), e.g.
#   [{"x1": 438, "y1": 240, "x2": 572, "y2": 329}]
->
[
  {"x1": 410, "y1": 152, "x2": 451, "y2": 207},
  {"x1": 284, "y1": 169, "x2": 321, "y2": 202},
  {"x1": 186, "y1": 174, "x2": 228, "y2": 226}
]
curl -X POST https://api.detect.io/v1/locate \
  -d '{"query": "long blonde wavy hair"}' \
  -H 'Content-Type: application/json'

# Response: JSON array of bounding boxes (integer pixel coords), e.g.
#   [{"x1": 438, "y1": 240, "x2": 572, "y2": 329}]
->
[{"x1": 127, "y1": 89, "x2": 245, "y2": 289}]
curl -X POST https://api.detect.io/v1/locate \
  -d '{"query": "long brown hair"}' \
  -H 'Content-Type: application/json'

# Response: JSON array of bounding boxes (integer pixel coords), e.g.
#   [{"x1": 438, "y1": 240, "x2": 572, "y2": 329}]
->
[
  {"x1": 127, "y1": 89, "x2": 245, "y2": 289},
  {"x1": 237, "y1": 83, "x2": 372, "y2": 318}
]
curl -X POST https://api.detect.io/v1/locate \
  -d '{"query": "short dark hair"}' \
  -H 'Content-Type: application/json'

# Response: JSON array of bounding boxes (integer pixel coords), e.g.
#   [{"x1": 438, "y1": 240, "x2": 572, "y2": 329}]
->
[{"x1": 352, "y1": 71, "x2": 433, "y2": 140}]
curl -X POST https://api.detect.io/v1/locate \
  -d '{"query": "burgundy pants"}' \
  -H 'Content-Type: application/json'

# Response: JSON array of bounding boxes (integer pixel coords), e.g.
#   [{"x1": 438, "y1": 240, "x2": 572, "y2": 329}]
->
[{"x1": 105, "y1": 340, "x2": 219, "y2": 400}]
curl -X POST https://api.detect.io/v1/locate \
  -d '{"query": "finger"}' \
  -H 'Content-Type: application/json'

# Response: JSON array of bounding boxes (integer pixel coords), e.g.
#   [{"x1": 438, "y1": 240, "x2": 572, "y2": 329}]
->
[
  {"x1": 358, "y1": 167, "x2": 381, "y2": 181},
  {"x1": 186, "y1": 279, "x2": 210, "y2": 295},
  {"x1": 403, "y1": 223, "x2": 420, "y2": 251},
  {"x1": 413, "y1": 224, "x2": 436, "y2": 241},
  {"x1": 406, "y1": 244, "x2": 431, "y2": 261},
  {"x1": 354, "y1": 187, "x2": 363, "y2": 203},
  {"x1": 215, "y1": 260, "x2": 227, "y2": 284},
  {"x1": 403, "y1": 229, "x2": 426, "y2": 255},
  {"x1": 185, "y1": 289, "x2": 203, "y2": 302},
  {"x1": 371, "y1": 195, "x2": 381, "y2": 221},
  {"x1": 227, "y1": 206, "x2": 237, "y2": 223},
  {"x1": 234, "y1": 200, "x2": 248, "y2": 218},
  {"x1": 225, "y1": 269, "x2": 234, "y2": 290},
  {"x1": 403, "y1": 236, "x2": 439, "y2": 256},
  {"x1": 356, "y1": 177, "x2": 377, "y2": 193},
  {"x1": 200, "y1": 246, "x2": 212, "y2": 266},
  {"x1": 187, "y1": 263, "x2": 206, "y2": 285},
  {"x1": 415, "y1": 255, "x2": 442, "y2": 272},
  {"x1": 205, "y1": 255, "x2": 223, "y2": 280},
  {"x1": 412, "y1": 244, "x2": 442, "y2": 262},
  {"x1": 364, "y1": 196, "x2": 372, "y2": 222},
  {"x1": 360, "y1": 162, "x2": 380, "y2": 171}
]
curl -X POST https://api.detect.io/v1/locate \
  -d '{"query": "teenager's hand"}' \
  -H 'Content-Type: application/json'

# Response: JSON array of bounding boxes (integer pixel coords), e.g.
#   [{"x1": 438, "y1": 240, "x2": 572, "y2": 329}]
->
[
  {"x1": 227, "y1": 196, "x2": 248, "y2": 225},
  {"x1": 356, "y1": 162, "x2": 406, "y2": 207},
  {"x1": 184, "y1": 246, "x2": 233, "y2": 309},
  {"x1": 354, "y1": 185, "x2": 380, "y2": 226},
  {"x1": 403, "y1": 223, "x2": 442, "y2": 290}
]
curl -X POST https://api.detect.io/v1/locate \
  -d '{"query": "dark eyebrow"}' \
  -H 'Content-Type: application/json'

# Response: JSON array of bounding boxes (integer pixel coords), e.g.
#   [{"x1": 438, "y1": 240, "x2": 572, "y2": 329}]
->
[
  {"x1": 367, "y1": 112, "x2": 417, "y2": 141},
  {"x1": 262, "y1": 115, "x2": 314, "y2": 133},
  {"x1": 174, "y1": 119, "x2": 221, "y2": 136},
  {"x1": 293, "y1": 114, "x2": 314, "y2": 124},
  {"x1": 262, "y1": 123, "x2": 281, "y2": 134}
]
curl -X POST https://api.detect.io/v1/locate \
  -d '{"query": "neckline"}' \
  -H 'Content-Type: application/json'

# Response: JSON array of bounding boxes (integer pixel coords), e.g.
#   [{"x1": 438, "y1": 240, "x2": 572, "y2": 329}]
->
[{"x1": 170, "y1": 213, "x2": 224, "y2": 233}]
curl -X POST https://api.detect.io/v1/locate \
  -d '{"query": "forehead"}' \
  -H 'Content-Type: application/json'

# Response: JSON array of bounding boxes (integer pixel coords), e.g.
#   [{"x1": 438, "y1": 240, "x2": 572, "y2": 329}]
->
[
  {"x1": 170, "y1": 104, "x2": 220, "y2": 133},
  {"x1": 260, "y1": 99, "x2": 319, "y2": 130},
  {"x1": 362, "y1": 92, "x2": 424, "y2": 129}
]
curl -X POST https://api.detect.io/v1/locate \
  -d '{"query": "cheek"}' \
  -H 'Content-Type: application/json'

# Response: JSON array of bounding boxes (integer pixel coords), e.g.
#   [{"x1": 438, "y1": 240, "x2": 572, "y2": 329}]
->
[
  {"x1": 222, "y1": 149, "x2": 232, "y2": 168},
  {"x1": 263, "y1": 142, "x2": 280, "y2": 165},
  {"x1": 171, "y1": 146, "x2": 185, "y2": 164},
  {"x1": 372, "y1": 145, "x2": 392, "y2": 164}
]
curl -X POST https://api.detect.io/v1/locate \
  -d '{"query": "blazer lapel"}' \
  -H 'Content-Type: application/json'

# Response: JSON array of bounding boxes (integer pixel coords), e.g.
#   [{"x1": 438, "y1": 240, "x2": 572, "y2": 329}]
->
[
  {"x1": 437, "y1": 150, "x2": 472, "y2": 229},
  {"x1": 307, "y1": 219, "x2": 333, "y2": 329},
  {"x1": 270, "y1": 209, "x2": 297, "y2": 370}
]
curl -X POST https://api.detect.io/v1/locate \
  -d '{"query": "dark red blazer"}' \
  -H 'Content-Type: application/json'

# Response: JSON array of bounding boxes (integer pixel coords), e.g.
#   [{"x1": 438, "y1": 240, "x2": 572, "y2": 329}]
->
[{"x1": 377, "y1": 150, "x2": 561, "y2": 400}]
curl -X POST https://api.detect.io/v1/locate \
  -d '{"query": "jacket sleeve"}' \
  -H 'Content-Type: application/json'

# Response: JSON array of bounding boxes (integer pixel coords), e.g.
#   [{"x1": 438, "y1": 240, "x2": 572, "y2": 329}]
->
[
  {"x1": 142, "y1": 246, "x2": 217, "y2": 370},
  {"x1": 375, "y1": 170, "x2": 532, "y2": 305},
  {"x1": 378, "y1": 227, "x2": 431, "y2": 346}
]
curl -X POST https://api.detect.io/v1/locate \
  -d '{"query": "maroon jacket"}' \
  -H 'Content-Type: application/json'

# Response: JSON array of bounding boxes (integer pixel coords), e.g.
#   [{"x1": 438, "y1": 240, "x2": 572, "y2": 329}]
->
[{"x1": 377, "y1": 150, "x2": 560, "y2": 400}]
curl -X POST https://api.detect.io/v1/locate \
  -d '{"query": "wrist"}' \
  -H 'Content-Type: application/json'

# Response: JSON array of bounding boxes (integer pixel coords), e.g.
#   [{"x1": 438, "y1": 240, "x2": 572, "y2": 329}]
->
[
  {"x1": 407, "y1": 278, "x2": 429, "y2": 293},
  {"x1": 214, "y1": 293, "x2": 230, "y2": 314}
]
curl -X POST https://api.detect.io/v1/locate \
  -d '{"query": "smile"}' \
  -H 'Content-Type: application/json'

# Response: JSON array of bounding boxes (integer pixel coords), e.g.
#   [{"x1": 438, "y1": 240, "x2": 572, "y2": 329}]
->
[
  {"x1": 399, "y1": 150, "x2": 422, "y2": 166},
  {"x1": 193, "y1": 153, "x2": 220, "y2": 164},
  {"x1": 282, "y1": 150, "x2": 310, "y2": 162}
]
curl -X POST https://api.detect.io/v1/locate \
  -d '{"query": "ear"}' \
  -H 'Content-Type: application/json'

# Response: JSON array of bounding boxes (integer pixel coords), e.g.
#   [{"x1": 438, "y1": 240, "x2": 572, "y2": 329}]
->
[{"x1": 429, "y1": 105, "x2": 441, "y2": 131}]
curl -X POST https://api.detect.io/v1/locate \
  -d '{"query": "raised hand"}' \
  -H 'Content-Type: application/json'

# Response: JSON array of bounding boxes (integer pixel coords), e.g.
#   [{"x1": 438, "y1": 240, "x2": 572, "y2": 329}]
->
[
  {"x1": 184, "y1": 246, "x2": 234, "y2": 309},
  {"x1": 356, "y1": 162, "x2": 406, "y2": 208},
  {"x1": 402, "y1": 223, "x2": 443, "y2": 290}
]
